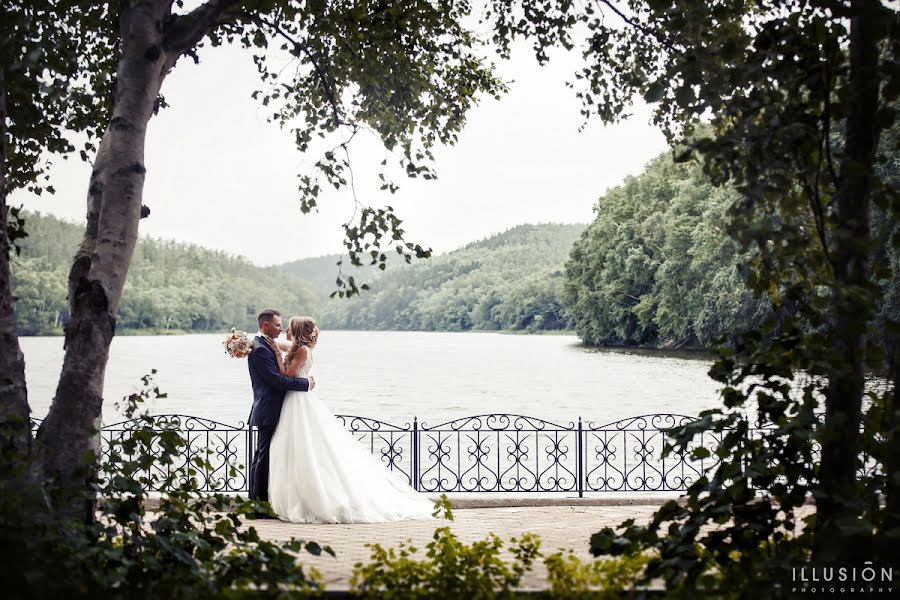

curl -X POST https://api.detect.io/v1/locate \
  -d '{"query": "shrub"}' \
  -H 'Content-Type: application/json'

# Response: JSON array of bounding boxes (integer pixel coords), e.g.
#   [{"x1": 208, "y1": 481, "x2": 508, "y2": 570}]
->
[
  {"x1": 4, "y1": 371, "x2": 330, "y2": 599},
  {"x1": 544, "y1": 549, "x2": 656, "y2": 599},
  {"x1": 349, "y1": 496, "x2": 542, "y2": 598}
]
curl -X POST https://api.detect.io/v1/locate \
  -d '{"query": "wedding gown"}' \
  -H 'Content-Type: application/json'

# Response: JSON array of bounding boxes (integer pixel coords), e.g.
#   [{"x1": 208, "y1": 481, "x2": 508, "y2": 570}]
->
[{"x1": 268, "y1": 348, "x2": 434, "y2": 523}]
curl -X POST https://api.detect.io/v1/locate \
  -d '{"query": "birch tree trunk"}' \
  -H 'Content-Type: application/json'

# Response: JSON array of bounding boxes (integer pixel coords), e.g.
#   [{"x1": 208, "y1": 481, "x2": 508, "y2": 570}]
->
[
  {"x1": 813, "y1": 0, "x2": 882, "y2": 562},
  {"x1": 34, "y1": 0, "x2": 173, "y2": 522},
  {"x1": 31, "y1": 0, "x2": 238, "y2": 523}
]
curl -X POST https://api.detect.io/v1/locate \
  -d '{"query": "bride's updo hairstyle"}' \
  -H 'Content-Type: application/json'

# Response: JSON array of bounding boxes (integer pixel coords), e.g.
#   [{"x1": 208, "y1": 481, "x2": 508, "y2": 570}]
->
[{"x1": 285, "y1": 316, "x2": 318, "y2": 367}]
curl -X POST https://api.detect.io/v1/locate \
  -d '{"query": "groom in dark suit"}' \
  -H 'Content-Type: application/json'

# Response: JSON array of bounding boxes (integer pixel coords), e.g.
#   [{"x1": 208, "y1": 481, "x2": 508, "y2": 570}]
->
[{"x1": 247, "y1": 308, "x2": 313, "y2": 503}]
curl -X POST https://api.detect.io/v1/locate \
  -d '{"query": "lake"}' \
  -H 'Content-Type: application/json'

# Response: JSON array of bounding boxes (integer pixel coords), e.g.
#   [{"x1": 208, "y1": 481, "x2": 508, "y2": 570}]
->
[{"x1": 21, "y1": 331, "x2": 724, "y2": 426}]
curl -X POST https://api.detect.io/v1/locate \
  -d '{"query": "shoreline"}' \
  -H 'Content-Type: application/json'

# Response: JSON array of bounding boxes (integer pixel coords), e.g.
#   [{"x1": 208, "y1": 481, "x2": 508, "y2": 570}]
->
[{"x1": 15, "y1": 327, "x2": 711, "y2": 354}]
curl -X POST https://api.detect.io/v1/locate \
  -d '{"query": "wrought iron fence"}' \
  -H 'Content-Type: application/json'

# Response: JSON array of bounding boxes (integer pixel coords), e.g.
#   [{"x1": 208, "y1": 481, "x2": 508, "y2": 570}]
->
[
  {"x1": 418, "y1": 414, "x2": 579, "y2": 494},
  {"x1": 29, "y1": 412, "x2": 882, "y2": 496},
  {"x1": 103, "y1": 415, "x2": 251, "y2": 492}
]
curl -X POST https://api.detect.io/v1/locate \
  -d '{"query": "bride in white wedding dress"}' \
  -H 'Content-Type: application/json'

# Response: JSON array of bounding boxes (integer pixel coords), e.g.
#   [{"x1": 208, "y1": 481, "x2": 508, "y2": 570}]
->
[{"x1": 268, "y1": 316, "x2": 434, "y2": 523}]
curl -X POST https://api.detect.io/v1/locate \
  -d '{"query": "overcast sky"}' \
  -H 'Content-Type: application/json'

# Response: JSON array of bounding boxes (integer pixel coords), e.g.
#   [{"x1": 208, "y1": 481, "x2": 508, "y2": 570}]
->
[{"x1": 12, "y1": 36, "x2": 668, "y2": 267}]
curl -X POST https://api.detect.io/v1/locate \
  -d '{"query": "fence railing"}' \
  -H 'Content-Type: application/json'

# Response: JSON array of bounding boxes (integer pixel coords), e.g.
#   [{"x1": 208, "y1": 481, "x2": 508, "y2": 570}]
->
[{"x1": 29, "y1": 412, "x2": 876, "y2": 496}]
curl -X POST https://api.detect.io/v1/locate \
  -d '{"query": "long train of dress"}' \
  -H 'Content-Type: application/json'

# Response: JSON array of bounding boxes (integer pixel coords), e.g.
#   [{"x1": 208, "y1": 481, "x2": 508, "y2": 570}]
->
[{"x1": 268, "y1": 351, "x2": 434, "y2": 523}]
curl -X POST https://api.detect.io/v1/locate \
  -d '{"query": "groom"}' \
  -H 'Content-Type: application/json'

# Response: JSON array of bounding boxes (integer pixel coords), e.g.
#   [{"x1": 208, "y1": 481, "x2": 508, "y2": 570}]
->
[{"x1": 247, "y1": 308, "x2": 314, "y2": 504}]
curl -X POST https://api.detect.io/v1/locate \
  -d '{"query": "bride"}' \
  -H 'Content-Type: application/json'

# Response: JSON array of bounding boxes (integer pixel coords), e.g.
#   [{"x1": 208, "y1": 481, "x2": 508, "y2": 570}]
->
[{"x1": 268, "y1": 316, "x2": 434, "y2": 523}]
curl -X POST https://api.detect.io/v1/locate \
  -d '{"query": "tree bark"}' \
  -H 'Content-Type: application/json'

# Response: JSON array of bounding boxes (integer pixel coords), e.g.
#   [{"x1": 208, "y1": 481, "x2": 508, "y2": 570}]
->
[
  {"x1": 32, "y1": 0, "x2": 240, "y2": 523},
  {"x1": 34, "y1": 0, "x2": 174, "y2": 523},
  {"x1": 0, "y1": 61, "x2": 35, "y2": 499},
  {"x1": 813, "y1": 0, "x2": 882, "y2": 563},
  {"x1": 884, "y1": 343, "x2": 900, "y2": 540}
]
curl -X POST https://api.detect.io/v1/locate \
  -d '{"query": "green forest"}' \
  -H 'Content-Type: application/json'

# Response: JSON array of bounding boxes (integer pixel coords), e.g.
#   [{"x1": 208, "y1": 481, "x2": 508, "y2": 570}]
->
[
  {"x1": 15, "y1": 122, "x2": 897, "y2": 345},
  {"x1": 314, "y1": 223, "x2": 585, "y2": 331},
  {"x1": 563, "y1": 154, "x2": 771, "y2": 349},
  {"x1": 564, "y1": 122, "x2": 900, "y2": 349},
  {"x1": 12, "y1": 214, "x2": 585, "y2": 336},
  {"x1": 11, "y1": 212, "x2": 317, "y2": 334}
]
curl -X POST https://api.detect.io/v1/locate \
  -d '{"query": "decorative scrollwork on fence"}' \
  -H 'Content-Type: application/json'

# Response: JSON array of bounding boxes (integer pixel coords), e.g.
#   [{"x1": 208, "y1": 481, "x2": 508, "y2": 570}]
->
[
  {"x1": 418, "y1": 414, "x2": 578, "y2": 493},
  {"x1": 583, "y1": 414, "x2": 708, "y2": 492},
  {"x1": 334, "y1": 415, "x2": 414, "y2": 486},
  {"x1": 28, "y1": 411, "x2": 884, "y2": 495},
  {"x1": 100, "y1": 415, "x2": 250, "y2": 492}
]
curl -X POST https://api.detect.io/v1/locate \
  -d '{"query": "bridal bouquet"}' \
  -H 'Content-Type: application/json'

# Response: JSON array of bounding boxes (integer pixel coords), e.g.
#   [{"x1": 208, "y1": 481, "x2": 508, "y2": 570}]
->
[{"x1": 223, "y1": 329, "x2": 252, "y2": 358}]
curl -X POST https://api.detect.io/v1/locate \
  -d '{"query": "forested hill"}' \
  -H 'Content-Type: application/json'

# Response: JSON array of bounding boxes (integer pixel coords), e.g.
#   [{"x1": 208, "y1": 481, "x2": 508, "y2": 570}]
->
[
  {"x1": 13, "y1": 214, "x2": 586, "y2": 335},
  {"x1": 279, "y1": 253, "x2": 390, "y2": 299},
  {"x1": 563, "y1": 154, "x2": 771, "y2": 349},
  {"x1": 313, "y1": 223, "x2": 586, "y2": 331},
  {"x1": 562, "y1": 127, "x2": 899, "y2": 349},
  {"x1": 12, "y1": 212, "x2": 317, "y2": 334}
]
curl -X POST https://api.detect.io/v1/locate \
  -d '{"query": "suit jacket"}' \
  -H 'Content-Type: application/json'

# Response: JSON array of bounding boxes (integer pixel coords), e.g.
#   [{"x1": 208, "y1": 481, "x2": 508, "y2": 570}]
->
[{"x1": 248, "y1": 336, "x2": 310, "y2": 427}]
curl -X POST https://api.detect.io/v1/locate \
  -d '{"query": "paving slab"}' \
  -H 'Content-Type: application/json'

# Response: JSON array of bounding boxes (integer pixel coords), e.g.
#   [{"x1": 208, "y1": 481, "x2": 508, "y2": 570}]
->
[{"x1": 243, "y1": 504, "x2": 666, "y2": 589}]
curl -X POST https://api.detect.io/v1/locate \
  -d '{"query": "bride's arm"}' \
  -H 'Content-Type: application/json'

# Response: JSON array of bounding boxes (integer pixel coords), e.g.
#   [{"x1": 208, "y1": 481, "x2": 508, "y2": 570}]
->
[
  {"x1": 283, "y1": 346, "x2": 308, "y2": 378},
  {"x1": 265, "y1": 340, "x2": 290, "y2": 375},
  {"x1": 274, "y1": 339, "x2": 292, "y2": 374}
]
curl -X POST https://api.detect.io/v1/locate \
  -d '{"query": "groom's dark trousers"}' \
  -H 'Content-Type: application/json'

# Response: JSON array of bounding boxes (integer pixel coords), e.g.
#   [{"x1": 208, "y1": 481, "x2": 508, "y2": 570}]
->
[
  {"x1": 247, "y1": 336, "x2": 309, "y2": 502},
  {"x1": 249, "y1": 425, "x2": 277, "y2": 501}
]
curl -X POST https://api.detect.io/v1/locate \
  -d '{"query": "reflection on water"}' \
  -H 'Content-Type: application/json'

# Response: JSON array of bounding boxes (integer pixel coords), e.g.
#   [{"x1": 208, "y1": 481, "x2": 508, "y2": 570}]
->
[{"x1": 21, "y1": 331, "x2": 725, "y2": 426}]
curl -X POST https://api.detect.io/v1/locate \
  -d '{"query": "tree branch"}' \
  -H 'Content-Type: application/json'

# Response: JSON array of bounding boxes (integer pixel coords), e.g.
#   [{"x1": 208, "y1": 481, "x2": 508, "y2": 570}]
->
[
  {"x1": 594, "y1": 0, "x2": 681, "y2": 55},
  {"x1": 647, "y1": 240, "x2": 668, "y2": 261},
  {"x1": 822, "y1": 52, "x2": 842, "y2": 191},
  {"x1": 813, "y1": 23, "x2": 842, "y2": 194},
  {"x1": 162, "y1": 0, "x2": 244, "y2": 58},
  {"x1": 249, "y1": 13, "x2": 345, "y2": 129},
  {"x1": 804, "y1": 174, "x2": 834, "y2": 268}
]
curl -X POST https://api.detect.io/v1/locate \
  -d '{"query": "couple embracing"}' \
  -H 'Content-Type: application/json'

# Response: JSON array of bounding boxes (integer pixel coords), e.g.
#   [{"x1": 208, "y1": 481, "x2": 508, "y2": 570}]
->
[{"x1": 246, "y1": 309, "x2": 434, "y2": 523}]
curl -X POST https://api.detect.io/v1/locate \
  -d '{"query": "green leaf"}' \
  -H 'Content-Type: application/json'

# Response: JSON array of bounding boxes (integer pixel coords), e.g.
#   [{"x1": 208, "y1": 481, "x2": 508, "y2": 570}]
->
[{"x1": 643, "y1": 81, "x2": 666, "y2": 103}]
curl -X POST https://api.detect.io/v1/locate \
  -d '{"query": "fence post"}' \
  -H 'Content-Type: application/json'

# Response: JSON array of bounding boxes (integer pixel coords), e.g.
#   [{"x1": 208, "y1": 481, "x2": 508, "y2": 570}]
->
[
  {"x1": 413, "y1": 417, "x2": 419, "y2": 491},
  {"x1": 246, "y1": 426, "x2": 254, "y2": 493},
  {"x1": 577, "y1": 417, "x2": 584, "y2": 498}
]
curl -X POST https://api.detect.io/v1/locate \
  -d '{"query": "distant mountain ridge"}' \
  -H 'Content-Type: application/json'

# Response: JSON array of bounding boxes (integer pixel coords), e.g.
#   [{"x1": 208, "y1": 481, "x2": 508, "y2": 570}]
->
[
  {"x1": 12, "y1": 213, "x2": 586, "y2": 335},
  {"x1": 312, "y1": 223, "x2": 587, "y2": 331},
  {"x1": 278, "y1": 253, "x2": 392, "y2": 299}
]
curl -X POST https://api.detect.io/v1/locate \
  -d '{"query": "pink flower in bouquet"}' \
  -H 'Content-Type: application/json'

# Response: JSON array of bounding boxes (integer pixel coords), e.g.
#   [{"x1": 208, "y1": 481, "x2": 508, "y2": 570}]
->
[{"x1": 223, "y1": 329, "x2": 252, "y2": 358}]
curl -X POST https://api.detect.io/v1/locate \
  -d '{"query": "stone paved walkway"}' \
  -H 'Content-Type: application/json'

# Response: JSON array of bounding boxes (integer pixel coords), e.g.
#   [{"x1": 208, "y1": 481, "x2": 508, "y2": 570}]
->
[{"x1": 244, "y1": 501, "x2": 667, "y2": 590}]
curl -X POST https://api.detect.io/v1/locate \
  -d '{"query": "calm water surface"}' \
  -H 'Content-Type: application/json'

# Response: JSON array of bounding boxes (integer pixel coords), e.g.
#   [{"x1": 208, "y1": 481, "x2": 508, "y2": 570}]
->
[{"x1": 22, "y1": 331, "x2": 723, "y2": 426}]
